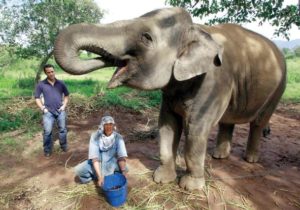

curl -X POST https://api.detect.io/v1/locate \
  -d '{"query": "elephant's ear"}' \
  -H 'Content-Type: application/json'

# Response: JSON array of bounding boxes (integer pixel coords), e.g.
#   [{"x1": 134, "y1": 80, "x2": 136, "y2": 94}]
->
[{"x1": 173, "y1": 26, "x2": 223, "y2": 81}]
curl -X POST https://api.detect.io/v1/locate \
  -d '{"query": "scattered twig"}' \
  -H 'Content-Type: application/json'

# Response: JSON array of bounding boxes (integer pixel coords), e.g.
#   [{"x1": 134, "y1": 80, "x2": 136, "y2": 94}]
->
[{"x1": 64, "y1": 153, "x2": 74, "y2": 169}]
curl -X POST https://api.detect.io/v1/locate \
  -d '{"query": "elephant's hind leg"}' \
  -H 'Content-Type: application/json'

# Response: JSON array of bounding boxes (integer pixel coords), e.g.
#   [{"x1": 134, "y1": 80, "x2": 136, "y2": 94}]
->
[
  {"x1": 246, "y1": 106, "x2": 277, "y2": 162},
  {"x1": 245, "y1": 121, "x2": 266, "y2": 162},
  {"x1": 213, "y1": 123, "x2": 235, "y2": 159},
  {"x1": 246, "y1": 81, "x2": 285, "y2": 162}
]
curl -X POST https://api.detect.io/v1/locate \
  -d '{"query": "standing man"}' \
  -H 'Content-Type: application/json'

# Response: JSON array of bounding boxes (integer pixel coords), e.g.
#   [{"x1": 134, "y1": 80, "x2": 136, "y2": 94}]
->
[{"x1": 35, "y1": 64, "x2": 69, "y2": 157}]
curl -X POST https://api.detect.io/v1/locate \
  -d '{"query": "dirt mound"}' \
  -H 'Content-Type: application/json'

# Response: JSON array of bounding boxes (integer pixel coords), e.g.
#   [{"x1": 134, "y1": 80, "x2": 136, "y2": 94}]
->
[{"x1": 0, "y1": 106, "x2": 299, "y2": 209}]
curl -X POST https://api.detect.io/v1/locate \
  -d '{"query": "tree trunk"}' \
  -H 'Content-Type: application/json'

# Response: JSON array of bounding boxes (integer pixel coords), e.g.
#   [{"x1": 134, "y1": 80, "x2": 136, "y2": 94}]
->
[{"x1": 35, "y1": 50, "x2": 54, "y2": 84}]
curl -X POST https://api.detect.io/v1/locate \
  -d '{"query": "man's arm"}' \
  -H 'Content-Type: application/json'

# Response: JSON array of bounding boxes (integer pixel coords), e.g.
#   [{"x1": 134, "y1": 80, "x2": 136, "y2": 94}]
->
[
  {"x1": 88, "y1": 133, "x2": 103, "y2": 186},
  {"x1": 116, "y1": 135, "x2": 128, "y2": 177},
  {"x1": 118, "y1": 157, "x2": 128, "y2": 177},
  {"x1": 92, "y1": 158, "x2": 103, "y2": 186},
  {"x1": 35, "y1": 98, "x2": 48, "y2": 113},
  {"x1": 59, "y1": 95, "x2": 69, "y2": 111},
  {"x1": 34, "y1": 83, "x2": 47, "y2": 113}
]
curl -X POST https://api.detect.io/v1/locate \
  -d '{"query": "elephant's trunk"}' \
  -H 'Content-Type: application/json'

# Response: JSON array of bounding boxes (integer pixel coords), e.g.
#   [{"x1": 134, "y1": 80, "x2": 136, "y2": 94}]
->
[{"x1": 54, "y1": 22, "x2": 129, "y2": 75}]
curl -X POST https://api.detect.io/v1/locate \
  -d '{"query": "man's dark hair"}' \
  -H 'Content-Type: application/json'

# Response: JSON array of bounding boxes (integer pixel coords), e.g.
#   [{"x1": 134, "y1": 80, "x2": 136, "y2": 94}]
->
[{"x1": 43, "y1": 64, "x2": 55, "y2": 72}]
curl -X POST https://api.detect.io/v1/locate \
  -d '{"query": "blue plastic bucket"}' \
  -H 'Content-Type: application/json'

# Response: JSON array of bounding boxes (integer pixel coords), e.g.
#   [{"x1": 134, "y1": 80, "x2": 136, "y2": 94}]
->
[{"x1": 102, "y1": 173, "x2": 127, "y2": 207}]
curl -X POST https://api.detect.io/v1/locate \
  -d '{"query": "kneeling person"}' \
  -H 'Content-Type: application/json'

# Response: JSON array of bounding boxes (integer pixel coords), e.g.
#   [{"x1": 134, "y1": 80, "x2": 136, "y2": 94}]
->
[{"x1": 75, "y1": 115, "x2": 128, "y2": 187}]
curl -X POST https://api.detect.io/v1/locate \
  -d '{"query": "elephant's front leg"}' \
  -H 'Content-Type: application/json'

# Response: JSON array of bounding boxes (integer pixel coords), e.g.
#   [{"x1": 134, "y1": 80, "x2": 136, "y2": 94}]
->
[
  {"x1": 179, "y1": 127, "x2": 208, "y2": 191},
  {"x1": 153, "y1": 104, "x2": 182, "y2": 184}
]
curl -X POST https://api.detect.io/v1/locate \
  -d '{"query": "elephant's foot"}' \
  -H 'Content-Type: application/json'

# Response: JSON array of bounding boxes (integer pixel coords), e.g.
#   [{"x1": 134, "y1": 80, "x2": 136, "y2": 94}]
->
[
  {"x1": 153, "y1": 165, "x2": 177, "y2": 184},
  {"x1": 179, "y1": 175, "x2": 205, "y2": 191},
  {"x1": 212, "y1": 142, "x2": 231, "y2": 159},
  {"x1": 245, "y1": 151, "x2": 259, "y2": 163}
]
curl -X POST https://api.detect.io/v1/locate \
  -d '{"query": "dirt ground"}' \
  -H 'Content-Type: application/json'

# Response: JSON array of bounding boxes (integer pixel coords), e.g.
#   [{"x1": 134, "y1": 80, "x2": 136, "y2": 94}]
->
[{"x1": 0, "y1": 103, "x2": 300, "y2": 210}]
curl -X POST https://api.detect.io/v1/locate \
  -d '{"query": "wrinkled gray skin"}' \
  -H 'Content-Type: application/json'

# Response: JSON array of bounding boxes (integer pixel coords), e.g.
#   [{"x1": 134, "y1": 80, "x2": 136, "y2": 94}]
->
[{"x1": 54, "y1": 8, "x2": 286, "y2": 190}]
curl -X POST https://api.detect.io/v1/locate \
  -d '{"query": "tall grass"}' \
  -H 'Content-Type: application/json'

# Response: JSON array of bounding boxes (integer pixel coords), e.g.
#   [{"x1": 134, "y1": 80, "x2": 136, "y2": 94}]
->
[
  {"x1": 1, "y1": 57, "x2": 299, "y2": 103},
  {"x1": 282, "y1": 57, "x2": 300, "y2": 103},
  {"x1": 0, "y1": 77, "x2": 35, "y2": 98},
  {"x1": 1, "y1": 57, "x2": 38, "y2": 77},
  {"x1": 97, "y1": 88, "x2": 161, "y2": 110},
  {"x1": 0, "y1": 106, "x2": 40, "y2": 132}
]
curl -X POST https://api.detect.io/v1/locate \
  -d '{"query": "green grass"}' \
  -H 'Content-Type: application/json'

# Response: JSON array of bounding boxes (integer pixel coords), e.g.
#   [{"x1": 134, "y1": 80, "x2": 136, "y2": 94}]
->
[
  {"x1": 0, "y1": 57, "x2": 37, "y2": 98},
  {"x1": 0, "y1": 137, "x2": 18, "y2": 153},
  {"x1": 56, "y1": 67, "x2": 115, "y2": 81},
  {"x1": 1, "y1": 56, "x2": 299, "y2": 102},
  {"x1": 64, "y1": 79, "x2": 102, "y2": 97},
  {"x1": 282, "y1": 57, "x2": 300, "y2": 103},
  {"x1": 0, "y1": 58, "x2": 162, "y2": 111},
  {"x1": 97, "y1": 88, "x2": 161, "y2": 110},
  {"x1": 282, "y1": 83, "x2": 300, "y2": 103},
  {"x1": 0, "y1": 68, "x2": 115, "y2": 99},
  {"x1": 0, "y1": 107, "x2": 40, "y2": 132}
]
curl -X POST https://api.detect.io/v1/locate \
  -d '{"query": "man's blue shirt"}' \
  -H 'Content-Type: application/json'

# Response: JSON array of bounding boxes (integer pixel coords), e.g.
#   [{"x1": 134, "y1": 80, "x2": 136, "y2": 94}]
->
[{"x1": 35, "y1": 79, "x2": 69, "y2": 113}]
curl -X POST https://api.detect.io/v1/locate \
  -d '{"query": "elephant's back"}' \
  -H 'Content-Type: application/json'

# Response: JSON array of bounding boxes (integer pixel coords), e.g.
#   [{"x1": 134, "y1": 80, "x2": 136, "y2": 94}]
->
[
  {"x1": 202, "y1": 24, "x2": 286, "y2": 123},
  {"x1": 204, "y1": 23, "x2": 285, "y2": 72}
]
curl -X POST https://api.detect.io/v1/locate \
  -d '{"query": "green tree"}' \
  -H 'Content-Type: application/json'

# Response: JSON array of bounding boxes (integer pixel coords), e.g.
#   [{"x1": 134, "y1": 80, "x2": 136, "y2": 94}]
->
[
  {"x1": 295, "y1": 46, "x2": 300, "y2": 57},
  {"x1": 282, "y1": 47, "x2": 295, "y2": 59},
  {"x1": 0, "y1": 45, "x2": 17, "y2": 74},
  {"x1": 282, "y1": 47, "x2": 291, "y2": 55},
  {"x1": 0, "y1": 0, "x2": 104, "y2": 82},
  {"x1": 166, "y1": 0, "x2": 300, "y2": 40}
]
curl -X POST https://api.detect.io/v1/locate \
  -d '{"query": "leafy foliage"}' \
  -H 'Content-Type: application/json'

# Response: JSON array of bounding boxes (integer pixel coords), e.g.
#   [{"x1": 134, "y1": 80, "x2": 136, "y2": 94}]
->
[
  {"x1": 0, "y1": 0, "x2": 103, "y2": 58},
  {"x1": 166, "y1": 0, "x2": 300, "y2": 39},
  {"x1": 0, "y1": 45, "x2": 18, "y2": 74},
  {"x1": 295, "y1": 46, "x2": 300, "y2": 57},
  {"x1": 281, "y1": 46, "x2": 300, "y2": 59},
  {"x1": 0, "y1": 0, "x2": 104, "y2": 81}
]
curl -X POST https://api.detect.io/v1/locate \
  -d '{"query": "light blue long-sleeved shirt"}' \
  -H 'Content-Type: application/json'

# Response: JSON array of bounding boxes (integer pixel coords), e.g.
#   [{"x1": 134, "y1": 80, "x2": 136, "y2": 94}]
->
[{"x1": 88, "y1": 131, "x2": 127, "y2": 175}]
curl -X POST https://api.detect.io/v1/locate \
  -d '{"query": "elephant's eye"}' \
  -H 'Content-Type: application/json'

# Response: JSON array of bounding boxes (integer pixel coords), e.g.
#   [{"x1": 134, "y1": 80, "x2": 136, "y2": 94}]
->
[{"x1": 141, "y1": 32, "x2": 153, "y2": 46}]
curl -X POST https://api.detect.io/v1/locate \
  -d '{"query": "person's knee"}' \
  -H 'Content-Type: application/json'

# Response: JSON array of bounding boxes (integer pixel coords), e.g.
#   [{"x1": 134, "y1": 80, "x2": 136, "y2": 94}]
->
[
  {"x1": 43, "y1": 122, "x2": 53, "y2": 135},
  {"x1": 59, "y1": 127, "x2": 67, "y2": 133},
  {"x1": 74, "y1": 161, "x2": 89, "y2": 176},
  {"x1": 43, "y1": 129, "x2": 52, "y2": 136},
  {"x1": 74, "y1": 164, "x2": 83, "y2": 176},
  {"x1": 57, "y1": 121, "x2": 66, "y2": 131}
]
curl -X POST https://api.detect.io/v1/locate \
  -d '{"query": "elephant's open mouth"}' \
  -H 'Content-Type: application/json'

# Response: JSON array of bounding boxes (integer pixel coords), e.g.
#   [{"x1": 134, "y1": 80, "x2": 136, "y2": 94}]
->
[
  {"x1": 82, "y1": 46, "x2": 126, "y2": 67},
  {"x1": 113, "y1": 63, "x2": 128, "y2": 78},
  {"x1": 82, "y1": 45, "x2": 130, "y2": 88},
  {"x1": 108, "y1": 62, "x2": 129, "y2": 88}
]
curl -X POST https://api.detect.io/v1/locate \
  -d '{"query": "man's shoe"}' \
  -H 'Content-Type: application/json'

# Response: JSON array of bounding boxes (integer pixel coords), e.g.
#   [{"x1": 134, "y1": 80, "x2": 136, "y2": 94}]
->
[{"x1": 61, "y1": 147, "x2": 68, "y2": 152}]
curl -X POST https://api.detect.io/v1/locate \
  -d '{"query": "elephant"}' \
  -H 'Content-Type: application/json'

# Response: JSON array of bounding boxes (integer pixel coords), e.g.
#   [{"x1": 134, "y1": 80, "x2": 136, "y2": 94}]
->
[{"x1": 54, "y1": 7, "x2": 286, "y2": 191}]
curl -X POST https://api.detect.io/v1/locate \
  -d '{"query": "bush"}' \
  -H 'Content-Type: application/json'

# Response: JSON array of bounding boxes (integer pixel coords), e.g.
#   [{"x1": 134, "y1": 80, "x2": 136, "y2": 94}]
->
[
  {"x1": 0, "y1": 108, "x2": 40, "y2": 132},
  {"x1": 0, "y1": 112, "x2": 23, "y2": 132}
]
